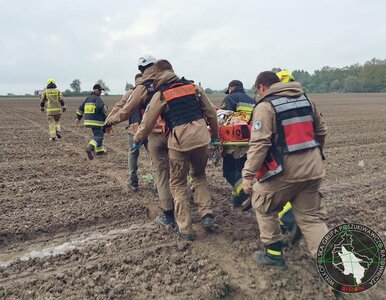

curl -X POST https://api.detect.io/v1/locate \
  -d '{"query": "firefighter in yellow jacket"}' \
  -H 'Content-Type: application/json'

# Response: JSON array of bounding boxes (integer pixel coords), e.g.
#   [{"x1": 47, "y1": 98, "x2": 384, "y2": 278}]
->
[
  {"x1": 40, "y1": 78, "x2": 66, "y2": 141},
  {"x1": 134, "y1": 60, "x2": 219, "y2": 241},
  {"x1": 242, "y1": 71, "x2": 328, "y2": 267}
]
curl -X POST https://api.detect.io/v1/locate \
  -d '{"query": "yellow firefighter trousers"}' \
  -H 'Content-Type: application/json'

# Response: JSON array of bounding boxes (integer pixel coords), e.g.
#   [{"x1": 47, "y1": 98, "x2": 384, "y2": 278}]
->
[
  {"x1": 252, "y1": 177, "x2": 328, "y2": 257},
  {"x1": 169, "y1": 146, "x2": 213, "y2": 235},
  {"x1": 147, "y1": 133, "x2": 174, "y2": 212},
  {"x1": 47, "y1": 114, "x2": 61, "y2": 138}
]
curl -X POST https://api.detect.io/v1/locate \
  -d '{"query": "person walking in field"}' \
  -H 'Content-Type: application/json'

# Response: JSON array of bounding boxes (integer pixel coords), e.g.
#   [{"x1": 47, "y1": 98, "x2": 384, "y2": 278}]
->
[
  {"x1": 40, "y1": 78, "x2": 66, "y2": 141},
  {"x1": 134, "y1": 59, "x2": 219, "y2": 241},
  {"x1": 76, "y1": 84, "x2": 108, "y2": 160},
  {"x1": 104, "y1": 55, "x2": 176, "y2": 228},
  {"x1": 107, "y1": 73, "x2": 149, "y2": 191},
  {"x1": 242, "y1": 71, "x2": 328, "y2": 266}
]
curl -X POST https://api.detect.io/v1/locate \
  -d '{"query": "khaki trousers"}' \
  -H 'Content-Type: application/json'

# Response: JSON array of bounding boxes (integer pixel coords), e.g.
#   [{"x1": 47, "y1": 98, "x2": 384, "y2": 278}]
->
[
  {"x1": 252, "y1": 178, "x2": 328, "y2": 256},
  {"x1": 169, "y1": 146, "x2": 213, "y2": 235},
  {"x1": 47, "y1": 114, "x2": 61, "y2": 138},
  {"x1": 147, "y1": 133, "x2": 174, "y2": 212}
]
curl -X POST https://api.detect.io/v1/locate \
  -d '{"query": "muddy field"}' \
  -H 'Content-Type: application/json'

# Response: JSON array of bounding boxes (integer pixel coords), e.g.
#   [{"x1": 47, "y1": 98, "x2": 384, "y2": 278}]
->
[{"x1": 0, "y1": 94, "x2": 385, "y2": 300}]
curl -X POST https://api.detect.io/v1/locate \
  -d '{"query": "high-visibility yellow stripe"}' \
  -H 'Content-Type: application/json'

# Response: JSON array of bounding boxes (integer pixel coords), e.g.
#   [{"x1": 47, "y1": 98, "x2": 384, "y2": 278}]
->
[
  {"x1": 76, "y1": 110, "x2": 84, "y2": 116},
  {"x1": 96, "y1": 147, "x2": 105, "y2": 153},
  {"x1": 84, "y1": 103, "x2": 96, "y2": 114},
  {"x1": 278, "y1": 202, "x2": 292, "y2": 219},
  {"x1": 84, "y1": 121, "x2": 104, "y2": 127},
  {"x1": 46, "y1": 108, "x2": 61, "y2": 112},
  {"x1": 89, "y1": 140, "x2": 97, "y2": 148},
  {"x1": 267, "y1": 249, "x2": 282, "y2": 256},
  {"x1": 236, "y1": 105, "x2": 253, "y2": 112},
  {"x1": 235, "y1": 182, "x2": 243, "y2": 195}
]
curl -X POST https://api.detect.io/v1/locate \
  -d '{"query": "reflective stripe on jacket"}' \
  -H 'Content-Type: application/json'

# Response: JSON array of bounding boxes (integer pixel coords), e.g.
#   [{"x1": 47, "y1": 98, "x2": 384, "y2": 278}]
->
[{"x1": 77, "y1": 93, "x2": 108, "y2": 127}]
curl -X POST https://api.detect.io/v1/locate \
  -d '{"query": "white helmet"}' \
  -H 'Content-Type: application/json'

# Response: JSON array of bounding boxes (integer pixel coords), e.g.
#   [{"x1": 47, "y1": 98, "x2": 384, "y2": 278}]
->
[{"x1": 138, "y1": 55, "x2": 156, "y2": 70}]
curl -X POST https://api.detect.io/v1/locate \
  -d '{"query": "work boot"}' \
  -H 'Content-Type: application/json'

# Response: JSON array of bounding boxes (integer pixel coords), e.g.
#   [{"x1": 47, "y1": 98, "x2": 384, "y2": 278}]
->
[
  {"x1": 254, "y1": 251, "x2": 286, "y2": 267},
  {"x1": 155, "y1": 210, "x2": 176, "y2": 229},
  {"x1": 254, "y1": 241, "x2": 285, "y2": 267},
  {"x1": 176, "y1": 228, "x2": 194, "y2": 241},
  {"x1": 201, "y1": 214, "x2": 214, "y2": 231},
  {"x1": 56, "y1": 131, "x2": 62, "y2": 139},
  {"x1": 96, "y1": 151, "x2": 106, "y2": 156},
  {"x1": 129, "y1": 184, "x2": 138, "y2": 191},
  {"x1": 86, "y1": 145, "x2": 95, "y2": 160},
  {"x1": 49, "y1": 137, "x2": 56, "y2": 142}
]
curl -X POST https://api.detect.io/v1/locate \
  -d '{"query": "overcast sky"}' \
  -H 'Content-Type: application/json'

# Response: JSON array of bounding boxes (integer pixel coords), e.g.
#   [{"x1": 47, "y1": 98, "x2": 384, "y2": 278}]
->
[{"x1": 1, "y1": 0, "x2": 385, "y2": 95}]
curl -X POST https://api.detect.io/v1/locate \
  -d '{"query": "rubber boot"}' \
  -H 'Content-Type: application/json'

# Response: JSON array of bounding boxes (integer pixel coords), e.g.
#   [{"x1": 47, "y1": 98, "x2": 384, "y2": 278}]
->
[
  {"x1": 201, "y1": 214, "x2": 214, "y2": 231},
  {"x1": 86, "y1": 144, "x2": 95, "y2": 160},
  {"x1": 155, "y1": 209, "x2": 176, "y2": 229},
  {"x1": 254, "y1": 241, "x2": 286, "y2": 267}
]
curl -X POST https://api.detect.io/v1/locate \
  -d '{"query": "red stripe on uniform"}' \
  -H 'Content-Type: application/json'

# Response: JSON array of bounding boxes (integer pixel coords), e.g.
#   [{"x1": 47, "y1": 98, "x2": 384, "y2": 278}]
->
[{"x1": 283, "y1": 121, "x2": 314, "y2": 146}]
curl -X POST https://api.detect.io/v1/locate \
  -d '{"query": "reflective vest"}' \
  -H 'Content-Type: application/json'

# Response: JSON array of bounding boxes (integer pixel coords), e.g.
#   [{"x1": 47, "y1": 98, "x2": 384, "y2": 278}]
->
[
  {"x1": 42, "y1": 88, "x2": 63, "y2": 116},
  {"x1": 77, "y1": 94, "x2": 108, "y2": 127},
  {"x1": 159, "y1": 78, "x2": 204, "y2": 129},
  {"x1": 255, "y1": 94, "x2": 319, "y2": 182}
]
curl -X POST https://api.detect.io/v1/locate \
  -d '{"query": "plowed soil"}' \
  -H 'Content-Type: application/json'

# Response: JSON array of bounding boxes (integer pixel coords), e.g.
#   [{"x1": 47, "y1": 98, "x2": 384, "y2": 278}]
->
[{"x1": 0, "y1": 94, "x2": 385, "y2": 300}]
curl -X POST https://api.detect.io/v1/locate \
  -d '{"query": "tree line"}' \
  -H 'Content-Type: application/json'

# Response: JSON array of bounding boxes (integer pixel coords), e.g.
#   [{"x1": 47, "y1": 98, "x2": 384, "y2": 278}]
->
[
  {"x1": 204, "y1": 58, "x2": 386, "y2": 94},
  {"x1": 62, "y1": 79, "x2": 111, "y2": 96},
  {"x1": 290, "y1": 58, "x2": 386, "y2": 93},
  {"x1": 59, "y1": 57, "x2": 386, "y2": 97}
]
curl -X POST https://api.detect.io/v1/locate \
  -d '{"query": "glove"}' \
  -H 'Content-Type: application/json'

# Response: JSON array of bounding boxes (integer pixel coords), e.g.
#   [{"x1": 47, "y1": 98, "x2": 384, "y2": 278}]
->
[
  {"x1": 62, "y1": 107, "x2": 67, "y2": 113},
  {"x1": 210, "y1": 136, "x2": 219, "y2": 145},
  {"x1": 40, "y1": 107, "x2": 45, "y2": 112},
  {"x1": 132, "y1": 142, "x2": 141, "y2": 150}
]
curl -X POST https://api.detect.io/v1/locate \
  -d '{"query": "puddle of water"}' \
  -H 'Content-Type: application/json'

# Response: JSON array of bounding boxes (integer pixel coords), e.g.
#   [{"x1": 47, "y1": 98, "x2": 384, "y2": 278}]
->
[{"x1": 0, "y1": 223, "x2": 155, "y2": 268}]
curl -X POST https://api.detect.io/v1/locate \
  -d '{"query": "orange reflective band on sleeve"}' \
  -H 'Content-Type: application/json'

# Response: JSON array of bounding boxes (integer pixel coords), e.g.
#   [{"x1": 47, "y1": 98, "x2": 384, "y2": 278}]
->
[{"x1": 162, "y1": 84, "x2": 196, "y2": 102}]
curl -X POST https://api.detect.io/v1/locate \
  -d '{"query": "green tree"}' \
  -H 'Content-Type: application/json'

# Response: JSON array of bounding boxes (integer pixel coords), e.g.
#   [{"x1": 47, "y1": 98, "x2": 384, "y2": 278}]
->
[
  {"x1": 96, "y1": 79, "x2": 110, "y2": 93},
  {"x1": 204, "y1": 88, "x2": 214, "y2": 94},
  {"x1": 70, "y1": 79, "x2": 81, "y2": 93},
  {"x1": 344, "y1": 76, "x2": 362, "y2": 92},
  {"x1": 330, "y1": 79, "x2": 342, "y2": 92},
  {"x1": 125, "y1": 82, "x2": 134, "y2": 91}
]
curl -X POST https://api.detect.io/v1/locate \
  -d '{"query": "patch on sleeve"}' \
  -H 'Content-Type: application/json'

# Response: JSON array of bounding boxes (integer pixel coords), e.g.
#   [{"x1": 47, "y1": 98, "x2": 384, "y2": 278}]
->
[{"x1": 252, "y1": 121, "x2": 262, "y2": 131}]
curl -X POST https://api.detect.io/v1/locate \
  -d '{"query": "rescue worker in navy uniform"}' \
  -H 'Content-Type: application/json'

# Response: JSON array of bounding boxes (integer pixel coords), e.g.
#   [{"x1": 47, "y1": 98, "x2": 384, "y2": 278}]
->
[
  {"x1": 134, "y1": 59, "x2": 219, "y2": 241},
  {"x1": 76, "y1": 84, "x2": 108, "y2": 159},
  {"x1": 104, "y1": 55, "x2": 175, "y2": 227},
  {"x1": 107, "y1": 73, "x2": 148, "y2": 191},
  {"x1": 40, "y1": 78, "x2": 66, "y2": 141},
  {"x1": 221, "y1": 80, "x2": 255, "y2": 200},
  {"x1": 242, "y1": 71, "x2": 328, "y2": 266}
]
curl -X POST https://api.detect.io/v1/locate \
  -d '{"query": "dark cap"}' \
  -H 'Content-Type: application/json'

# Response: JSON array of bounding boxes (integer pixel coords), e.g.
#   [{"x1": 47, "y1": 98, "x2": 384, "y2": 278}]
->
[
  {"x1": 225, "y1": 80, "x2": 243, "y2": 94},
  {"x1": 93, "y1": 84, "x2": 105, "y2": 90}
]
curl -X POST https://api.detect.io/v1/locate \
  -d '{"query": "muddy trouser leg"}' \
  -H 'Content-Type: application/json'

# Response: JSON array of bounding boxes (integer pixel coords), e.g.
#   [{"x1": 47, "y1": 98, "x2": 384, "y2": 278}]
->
[
  {"x1": 290, "y1": 179, "x2": 328, "y2": 257},
  {"x1": 147, "y1": 134, "x2": 174, "y2": 212},
  {"x1": 91, "y1": 127, "x2": 105, "y2": 153},
  {"x1": 54, "y1": 114, "x2": 61, "y2": 133},
  {"x1": 128, "y1": 133, "x2": 140, "y2": 187},
  {"x1": 169, "y1": 149, "x2": 191, "y2": 234},
  {"x1": 189, "y1": 146, "x2": 213, "y2": 218},
  {"x1": 47, "y1": 115, "x2": 57, "y2": 138},
  {"x1": 252, "y1": 179, "x2": 301, "y2": 247}
]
